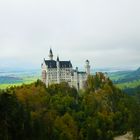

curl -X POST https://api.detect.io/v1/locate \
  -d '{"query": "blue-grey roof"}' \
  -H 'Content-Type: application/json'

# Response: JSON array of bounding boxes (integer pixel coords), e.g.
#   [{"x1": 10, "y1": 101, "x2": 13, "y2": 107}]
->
[
  {"x1": 71, "y1": 70, "x2": 86, "y2": 76},
  {"x1": 45, "y1": 60, "x2": 56, "y2": 68},
  {"x1": 78, "y1": 71, "x2": 86, "y2": 74},
  {"x1": 44, "y1": 60, "x2": 72, "y2": 68},
  {"x1": 59, "y1": 61, "x2": 72, "y2": 68}
]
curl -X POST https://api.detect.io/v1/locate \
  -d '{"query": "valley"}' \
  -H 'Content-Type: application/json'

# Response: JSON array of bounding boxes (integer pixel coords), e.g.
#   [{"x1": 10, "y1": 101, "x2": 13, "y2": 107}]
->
[
  {"x1": 0, "y1": 69, "x2": 40, "y2": 89},
  {"x1": 0, "y1": 67, "x2": 140, "y2": 93}
]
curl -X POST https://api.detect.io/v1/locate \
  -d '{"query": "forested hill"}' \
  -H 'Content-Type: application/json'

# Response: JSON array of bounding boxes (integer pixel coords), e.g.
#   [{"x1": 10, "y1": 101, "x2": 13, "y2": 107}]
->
[
  {"x1": 0, "y1": 73, "x2": 140, "y2": 140},
  {"x1": 113, "y1": 67, "x2": 140, "y2": 84},
  {"x1": 109, "y1": 67, "x2": 140, "y2": 90}
]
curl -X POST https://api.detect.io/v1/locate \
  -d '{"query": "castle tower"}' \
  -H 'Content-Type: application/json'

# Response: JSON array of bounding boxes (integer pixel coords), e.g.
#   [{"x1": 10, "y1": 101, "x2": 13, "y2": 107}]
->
[
  {"x1": 85, "y1": 60, "x2": 90, "y2": 75},
  {"x1": 76, "y1": 67, "x2": 79, "y2": 90},
  {"x1": 57, "y1": 56, "x2": 60, "y2": 83},
  {"x1": 41, "y1": 67, "x2": 46, "y2": 84},
  {"x1": 49, "y1": 48, "x2": 53, "y2": 60},
  {"x1": 41, "y1": 59, "x2": 46, "y2": 84}
]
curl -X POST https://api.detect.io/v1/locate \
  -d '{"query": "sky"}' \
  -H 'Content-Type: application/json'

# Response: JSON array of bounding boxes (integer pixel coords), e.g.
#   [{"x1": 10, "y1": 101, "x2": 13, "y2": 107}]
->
[{"x1": 0, "y1": 0, "x2": 140, "y2": 70}]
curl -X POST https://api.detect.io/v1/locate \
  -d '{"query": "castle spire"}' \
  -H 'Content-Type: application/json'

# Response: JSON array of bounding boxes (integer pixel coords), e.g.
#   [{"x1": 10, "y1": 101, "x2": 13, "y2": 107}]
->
[
  {"x1": 49, "y1": 48, "x2": 53, "y2": 60},
  {"x1": 57, "y1": 55, "x2": 59, "y2": 61},
  {"x1": 57, "y1": 55, "x2": 60, "y2": 84}
]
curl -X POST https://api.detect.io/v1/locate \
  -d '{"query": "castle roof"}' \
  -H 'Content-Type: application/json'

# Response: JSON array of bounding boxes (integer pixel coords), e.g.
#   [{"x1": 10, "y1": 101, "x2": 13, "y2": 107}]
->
[
  {"x1": 71, "y1": 69, "x2": 86, "y2": 76},
  {"x1": 78, "y1": 71, "x2": 86, "y2": 74},
  {"x1": 44, "y1": 60, "x2": 72, "y2": 68}
]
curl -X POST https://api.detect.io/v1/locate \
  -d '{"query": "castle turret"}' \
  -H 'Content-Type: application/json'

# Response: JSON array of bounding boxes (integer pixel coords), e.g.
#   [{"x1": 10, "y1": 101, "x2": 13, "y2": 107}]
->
[
  {"x1": 76, "y1": 67, "x2": 79, "y2": 90},
  {"x1": 57, "y1": 56, "x2": 60, "y2": 83},
  {"x1": 49, "y1": 48, "x2": 53, "y2": 60},
  {"x1": 41, "y1": 58, "x2": 47, "y2": 84},
  {"x1": 85, "y1": 60, "x2": 90, "y2": 75},
  {"x1": 42, "y1": 68, "x2": 46, "y2": 84}
]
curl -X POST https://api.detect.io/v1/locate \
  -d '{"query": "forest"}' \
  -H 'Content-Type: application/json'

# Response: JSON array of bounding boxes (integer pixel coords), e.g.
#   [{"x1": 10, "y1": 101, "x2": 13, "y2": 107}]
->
[{"x1": 0, "y1": 73, "x2": 140, "y2": 140}]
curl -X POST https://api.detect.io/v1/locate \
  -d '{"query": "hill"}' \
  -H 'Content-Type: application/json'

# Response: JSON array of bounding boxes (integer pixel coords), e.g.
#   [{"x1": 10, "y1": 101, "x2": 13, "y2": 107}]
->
[
  {"x1": 0, "y1": 76, "x2": 23, "y2": 84},
  {"x1": 0, "y1": 73, "x2": 139, "y2": 140},
  {"x1": 114, "y1": 67, "x2": 140, "y2": 83},
  {"x1": 109, "y1": 67, "x2": 140, "y2": 89},
  {"x1": 0, "y1": 69, "x2": 40, "y2": 89},
  {"x1": 1, "y1": 67, "x2": 140, "y2": 91}
]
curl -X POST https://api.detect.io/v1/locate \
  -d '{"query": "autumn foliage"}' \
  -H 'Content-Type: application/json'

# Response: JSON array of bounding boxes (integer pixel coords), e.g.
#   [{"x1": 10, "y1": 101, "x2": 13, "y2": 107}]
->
[{"x1": 0, "y1": 73, "x2": 140, "y2": 140}]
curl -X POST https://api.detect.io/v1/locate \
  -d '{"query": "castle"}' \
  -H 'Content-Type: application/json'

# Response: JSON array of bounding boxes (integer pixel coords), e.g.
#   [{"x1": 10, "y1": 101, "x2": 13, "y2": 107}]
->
[{"x1": 41, "y1": 49, "x2": 91, "y2": 90}]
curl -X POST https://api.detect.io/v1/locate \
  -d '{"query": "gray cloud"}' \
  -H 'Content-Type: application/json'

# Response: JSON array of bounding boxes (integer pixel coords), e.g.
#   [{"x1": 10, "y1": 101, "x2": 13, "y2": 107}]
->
[{"x1": 0, "y1": 0, "x2": 140, "y2": 69}]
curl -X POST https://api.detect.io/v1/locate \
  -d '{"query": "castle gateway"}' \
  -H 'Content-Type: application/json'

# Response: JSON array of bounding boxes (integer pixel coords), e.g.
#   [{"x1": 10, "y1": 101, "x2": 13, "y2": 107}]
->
[{"x1": 41, "y1": 49, "x2": 90, "y2": 90}]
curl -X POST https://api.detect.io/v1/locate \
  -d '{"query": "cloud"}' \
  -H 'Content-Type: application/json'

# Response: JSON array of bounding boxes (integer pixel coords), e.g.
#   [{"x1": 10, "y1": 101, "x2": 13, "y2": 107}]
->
[{"x1": 0, "y1": 0, "x2": 140, "y2": 69}]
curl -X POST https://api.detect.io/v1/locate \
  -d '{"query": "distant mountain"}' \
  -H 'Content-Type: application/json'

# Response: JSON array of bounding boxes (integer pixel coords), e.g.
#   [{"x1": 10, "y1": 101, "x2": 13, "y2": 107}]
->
[
  {"x1": 0, "y1": 69, "x2": 40, "y2": 88},
  {"x1": 132, "y1": 67, "x2": 140, "y2": 75},
  {"x1": 108, "y1": 67, "x2": 140, "y2": 89},
  {"x1": 0, "y1": 76, "x2": 23, "y2": 84},
  {"x1": 112, "y1": 67, "x2": 140, "y2": 84}
]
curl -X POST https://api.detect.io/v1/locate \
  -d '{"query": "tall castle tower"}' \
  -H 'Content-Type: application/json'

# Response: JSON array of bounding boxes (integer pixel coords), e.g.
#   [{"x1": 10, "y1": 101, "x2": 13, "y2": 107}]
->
[
  {"x1": 85, "y1": 60, "x2": 90, "y2": 75},
  {"x1": 57, "y1": 56, "x2": 60, "y2": 83},
  {"x1": 41, "y1": 58, "x2": 47, "y2": 84},
  {"x1": 49, "y1": 48, "x2": 53, "y2": 60}
]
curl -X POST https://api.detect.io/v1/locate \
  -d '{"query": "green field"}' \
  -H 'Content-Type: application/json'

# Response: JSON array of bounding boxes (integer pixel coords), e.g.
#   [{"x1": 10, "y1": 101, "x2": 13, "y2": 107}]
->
[
  {"x1": 0, "y1": 69, "x2": 40, "y2": 89},
  {"x1": 116, "y1": 80, "x2": 140, "y2": 89},
  {"x1": 0, "y1": 77, "x2": 39, "y2": 89}
]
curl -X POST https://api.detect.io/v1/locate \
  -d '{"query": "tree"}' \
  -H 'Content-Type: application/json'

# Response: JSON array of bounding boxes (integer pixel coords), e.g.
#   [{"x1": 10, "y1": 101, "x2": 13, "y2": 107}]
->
[{"x1": 54, "y1": 113, "x2": 78, "y2": 140}]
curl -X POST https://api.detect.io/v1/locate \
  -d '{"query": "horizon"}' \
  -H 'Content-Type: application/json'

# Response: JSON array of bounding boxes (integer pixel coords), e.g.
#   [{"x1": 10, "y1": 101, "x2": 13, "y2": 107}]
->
[
  {"x1": 0, "y1": 0, "x2": 140, "y2": 69},
  {"x1": 0, "y1": 64, "x2": 138, "y2": 73}
]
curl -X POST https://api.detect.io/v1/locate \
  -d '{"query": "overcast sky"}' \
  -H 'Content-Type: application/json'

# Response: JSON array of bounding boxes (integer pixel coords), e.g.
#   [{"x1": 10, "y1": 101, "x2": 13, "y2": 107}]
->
[{"x1": 0, "y1": 0, "x2": 140, "y2": 70}]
